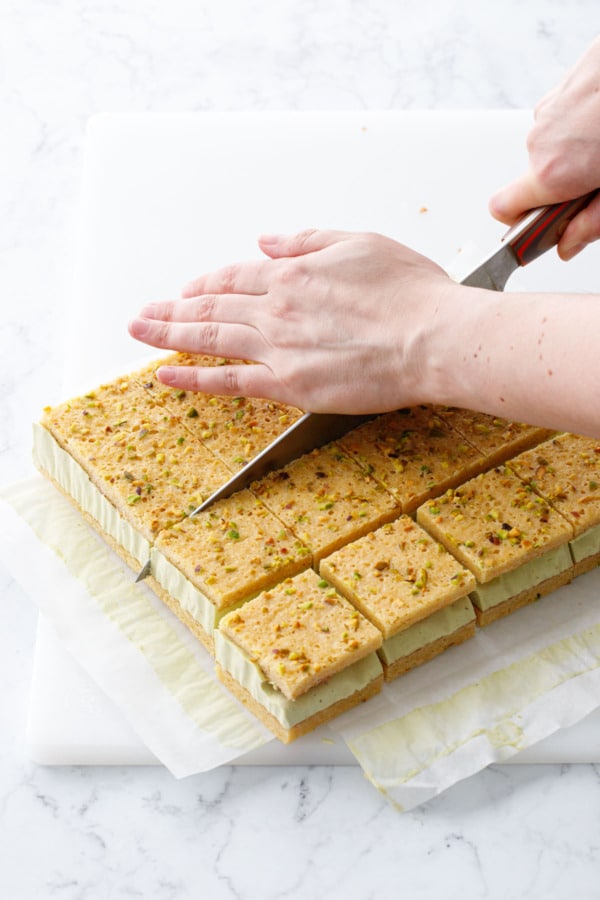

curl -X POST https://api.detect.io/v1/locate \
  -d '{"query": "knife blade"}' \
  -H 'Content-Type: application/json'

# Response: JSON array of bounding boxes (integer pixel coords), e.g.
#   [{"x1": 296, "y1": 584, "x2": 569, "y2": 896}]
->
[
  {"x1": 135, "y1": 191, "x2": 596, "y2": 581},
  {"x1": 461, "y1": 192, "x2": 597, "y2": 291},
  {"x1": 190, "y1": 410, "x2": 375, "y2": 515}
]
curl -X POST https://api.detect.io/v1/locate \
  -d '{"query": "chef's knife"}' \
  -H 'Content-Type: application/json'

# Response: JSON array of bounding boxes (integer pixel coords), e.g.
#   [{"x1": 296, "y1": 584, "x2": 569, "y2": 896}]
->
[{"x1": 135, "y1": 191, "x2": 596, "y2": 581}]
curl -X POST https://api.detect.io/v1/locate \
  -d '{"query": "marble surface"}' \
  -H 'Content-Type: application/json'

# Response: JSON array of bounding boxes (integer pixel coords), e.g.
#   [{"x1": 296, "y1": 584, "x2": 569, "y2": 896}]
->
[{"x1": 2, "y1": 2, "x2": 600, "y2": 897}]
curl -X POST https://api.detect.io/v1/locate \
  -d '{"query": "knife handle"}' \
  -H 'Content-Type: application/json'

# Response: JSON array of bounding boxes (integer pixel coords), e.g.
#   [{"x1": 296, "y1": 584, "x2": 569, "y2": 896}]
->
[{"x1": 503, "y1": 190, "x2": 599, "y2": 266}]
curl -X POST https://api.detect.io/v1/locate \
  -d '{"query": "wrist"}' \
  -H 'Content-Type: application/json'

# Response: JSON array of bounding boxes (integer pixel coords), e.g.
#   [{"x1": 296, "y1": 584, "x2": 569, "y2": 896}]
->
[{"x1": 415, "y1": 279, "x2": 484, "y2": 410}]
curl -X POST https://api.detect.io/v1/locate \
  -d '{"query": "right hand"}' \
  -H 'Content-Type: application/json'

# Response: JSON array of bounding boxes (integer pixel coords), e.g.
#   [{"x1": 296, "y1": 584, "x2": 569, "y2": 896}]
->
[{"x1": 489, "y1": 36, "x2": 600, "y2": 260}]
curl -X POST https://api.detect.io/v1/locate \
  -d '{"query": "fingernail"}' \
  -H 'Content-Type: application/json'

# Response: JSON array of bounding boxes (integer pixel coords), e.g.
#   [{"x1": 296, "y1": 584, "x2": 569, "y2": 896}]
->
[
  {"x1": 259, "y1": 234, "x2": 279, "y2": 245},
  {"x1": 156, "y1": 366, "x2": 176, "y2": 385},
  {"x1": 129, "y1": 318, "x2": 149, "y2": 338}
]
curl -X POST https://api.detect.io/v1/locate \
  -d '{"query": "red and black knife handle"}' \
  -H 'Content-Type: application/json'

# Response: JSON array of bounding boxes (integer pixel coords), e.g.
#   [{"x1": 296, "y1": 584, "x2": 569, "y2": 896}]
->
[{"x1": 506, "y1": 190, "x2": 599, "y2": 266}]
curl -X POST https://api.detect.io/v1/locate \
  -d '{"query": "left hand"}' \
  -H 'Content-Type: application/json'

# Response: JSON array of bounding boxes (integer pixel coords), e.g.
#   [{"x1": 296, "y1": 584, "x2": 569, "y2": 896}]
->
[{"x1": 128, "y1": 229, "x2": 458, "y2": 413}]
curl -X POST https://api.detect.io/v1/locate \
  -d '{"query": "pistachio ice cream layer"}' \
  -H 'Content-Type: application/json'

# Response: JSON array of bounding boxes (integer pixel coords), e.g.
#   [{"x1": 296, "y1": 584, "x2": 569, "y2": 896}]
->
[
  {"x1": 570, "y1": 522, "x2": 600, "y2": 565},
  {"x1": 469, "y1": 543, "x2": 573, "y2": 613},
  {"x1": 32, "y1": 423, "x2": 150, "y2": 565},
  {"x1": 33, "y1": 424, "x2": 291, "y2": 638},
  {"x1": 150, "y1": 545, "x2": 252, "y2": 634},
  {"x1": 214, "y1": 630, "x2": 383, "y2": 729},
  {"x1": 378, "y1": 595, "x2": 475, "y2": 665}
]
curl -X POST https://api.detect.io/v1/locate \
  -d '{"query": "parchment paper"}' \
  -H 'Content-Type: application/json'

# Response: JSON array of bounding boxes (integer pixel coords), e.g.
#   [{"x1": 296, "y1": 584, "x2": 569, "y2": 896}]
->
[
  {"x1": 4, "y1": 472, "x2": 600, "y2": 810},
  {"x1": 1, "y1": 477, "x2": 272, "y2": 776}
]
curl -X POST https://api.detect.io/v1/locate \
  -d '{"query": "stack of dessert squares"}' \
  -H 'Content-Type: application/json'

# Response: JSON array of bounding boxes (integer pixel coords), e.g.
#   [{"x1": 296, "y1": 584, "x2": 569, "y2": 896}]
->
[{"x1": 34, "y1": 353, "x2": 600, "y2": 742}]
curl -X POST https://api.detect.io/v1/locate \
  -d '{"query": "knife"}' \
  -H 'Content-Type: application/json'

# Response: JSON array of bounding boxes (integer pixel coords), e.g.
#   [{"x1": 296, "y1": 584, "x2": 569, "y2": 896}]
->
[
  {"x1": 135, "y1": 191, "x2": 596, "y2": 581},
  {"x1": 461, "y1": 191, "x2": 597, "y2": 289}
]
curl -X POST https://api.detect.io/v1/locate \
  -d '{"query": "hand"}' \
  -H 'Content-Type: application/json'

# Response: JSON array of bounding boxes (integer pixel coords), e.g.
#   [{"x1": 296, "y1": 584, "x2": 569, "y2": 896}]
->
[
  {"x1": 128, "y1": 230, "x2": 458, "y2": 413},
  {"x1": 489, "y1": 36, "x2": 600, "y2": 260}
]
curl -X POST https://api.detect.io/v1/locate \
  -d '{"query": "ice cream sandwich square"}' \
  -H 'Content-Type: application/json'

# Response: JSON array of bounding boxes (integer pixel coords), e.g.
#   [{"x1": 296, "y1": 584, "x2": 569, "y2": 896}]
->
[
  {"x1": 339, "y1": 406, "x2": 485, "y2": 514},
  {"x1": 134, "y1": 353, "x2": 302, "y2": 472},
  {"x1": 417, "y1": 465, "x2": 574, "y2": 626},
  {"x1": 508, "y1": 433, "x2": 600, "y2": 576},
  {"x1": 435, "y1": 406, "x2": 554, "y2": 469},
  {"x1": 320, "y1": 516, "x2": 476, "y2": 681},
  {"x1": 215, "y1": 568, "x2": 384, "y2": 742},
  {"x1": 151, "y1": 489, "x2": 311, "y2": 651},
  {"x1": 251, "y1": 442, "x2": 399, "y2": 564},
  {"x1": 34, "y1": 375, "x2": 233, "y2": 565}
]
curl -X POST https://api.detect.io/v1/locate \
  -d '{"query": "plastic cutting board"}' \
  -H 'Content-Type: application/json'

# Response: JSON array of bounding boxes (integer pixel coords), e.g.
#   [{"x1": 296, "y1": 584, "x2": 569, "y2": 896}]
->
[{"x1": 27, "y1": 110, "x2": 600, "y2": 765}]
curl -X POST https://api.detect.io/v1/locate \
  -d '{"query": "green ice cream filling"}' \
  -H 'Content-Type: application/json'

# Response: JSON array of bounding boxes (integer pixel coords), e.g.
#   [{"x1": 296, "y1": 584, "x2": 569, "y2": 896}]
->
[
  {"x1": 214, "y1": 630, "x2": 383, "y2": 729},
  {"x1": 469, "y1": 543, "x2": 573, "y2": 612},
  {"x1": 378, "y1": 596, "x2": 475, "y2": 665}
]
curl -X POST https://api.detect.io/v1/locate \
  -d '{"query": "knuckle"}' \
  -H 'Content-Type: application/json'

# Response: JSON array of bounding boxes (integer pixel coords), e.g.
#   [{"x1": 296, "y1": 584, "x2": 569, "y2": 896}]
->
[
  {"x1": 160, "y1": 303, "x2": 175, "y2": 322},
  {"x1": 530, "y1": 153, "x2": 559, "y2": 190},
  {"x1": 198, "y1": 322, "x2": 220, "y2": 353},
  {"x1": 526, "y1": 122, "x2": 545, "y2": 158},
  {"x1": 273, "y1": 258, "x2": 301, "y2": 289},
  {"x1": 296, "y1": 228, "x2": 318, "y2": 248},
  {"x1": 155, "y1": 322, "x2": 173, "y2": 344},
  {"x1": 526, "y1": 129, "x2": 565, "y2": 191},
  {"x1": 217, "y1": 264, "x2": 239, "y2": 293},
  {"x1": 358, "y1": 231, "x2": 381, "y2": 251},
  {"x1": 195, "y1": 293, "x2": 217, "y2": 320},
  {"x1": 223, "y1": 366, "x2": 243, "y2": 394},
  {"x1": 268, "y1": 294, "x2": 296, "y2": 326},
  {"x1": 179, "y1": 367, "x2": 203, "y2": 392},
  {"x1": 365, "y1": 230, "x2": 383, "y2": 244}
]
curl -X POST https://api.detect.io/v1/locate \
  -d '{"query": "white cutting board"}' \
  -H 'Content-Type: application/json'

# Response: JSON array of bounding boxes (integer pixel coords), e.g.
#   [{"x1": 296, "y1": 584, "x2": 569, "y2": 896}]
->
[{"x1": 28, "y1": 110, "x2": 600, "y2": 766}]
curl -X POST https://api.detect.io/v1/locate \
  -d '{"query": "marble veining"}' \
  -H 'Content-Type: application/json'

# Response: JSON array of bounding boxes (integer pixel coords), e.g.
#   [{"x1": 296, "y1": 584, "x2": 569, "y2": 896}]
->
[{"x1": 2, "y1": 2, "x2": 600, "y2": 897}]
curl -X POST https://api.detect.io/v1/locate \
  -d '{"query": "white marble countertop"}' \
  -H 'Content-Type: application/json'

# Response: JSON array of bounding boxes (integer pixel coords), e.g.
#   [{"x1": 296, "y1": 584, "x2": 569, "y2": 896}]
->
[{"x1": 2, "y1": 2, "x2": 600, "y2": 897}]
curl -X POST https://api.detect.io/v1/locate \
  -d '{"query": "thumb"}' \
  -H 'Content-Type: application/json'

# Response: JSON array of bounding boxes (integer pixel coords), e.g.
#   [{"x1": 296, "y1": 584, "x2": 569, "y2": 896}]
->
[
  {"x1": 489, "y1": 171, "x2": 553, "y2": 225},
  {"x1": 258, "y1": 228, "x2": 349, "y2": 259}
]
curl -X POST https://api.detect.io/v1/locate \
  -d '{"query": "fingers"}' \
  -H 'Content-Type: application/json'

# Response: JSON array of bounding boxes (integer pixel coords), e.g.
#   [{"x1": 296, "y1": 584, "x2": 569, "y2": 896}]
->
[
  {"x1": 557, "y1": 192, "x2": 600, "y2": 260},
  {"x1": 181, "y1": 260, "x2": 269, "y2": 299},
  {"x1": 129, "y1": 290, "x2": 270, "y2": 359},
  {"x1": 488, "y1": 172, "x2": 552, "y2": 225},
  {"x1": 156, "y1": 361, "x2": 281, "y2": 403},
  {"x1": 137, "y1": 294, "x2": 252, "y2": 325},
  {"x1": 128, "y1": 317, "x2": 267, "y2": 361},
  {"x1": 258, "y1": 229, "x2": 350, "y2": 259},
  {"x1": 490, "y1": 173, "x2": 600, "y2": 260},
  {"x1": 179, "y1": 230, "x2": 351, "y2": 299}
]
